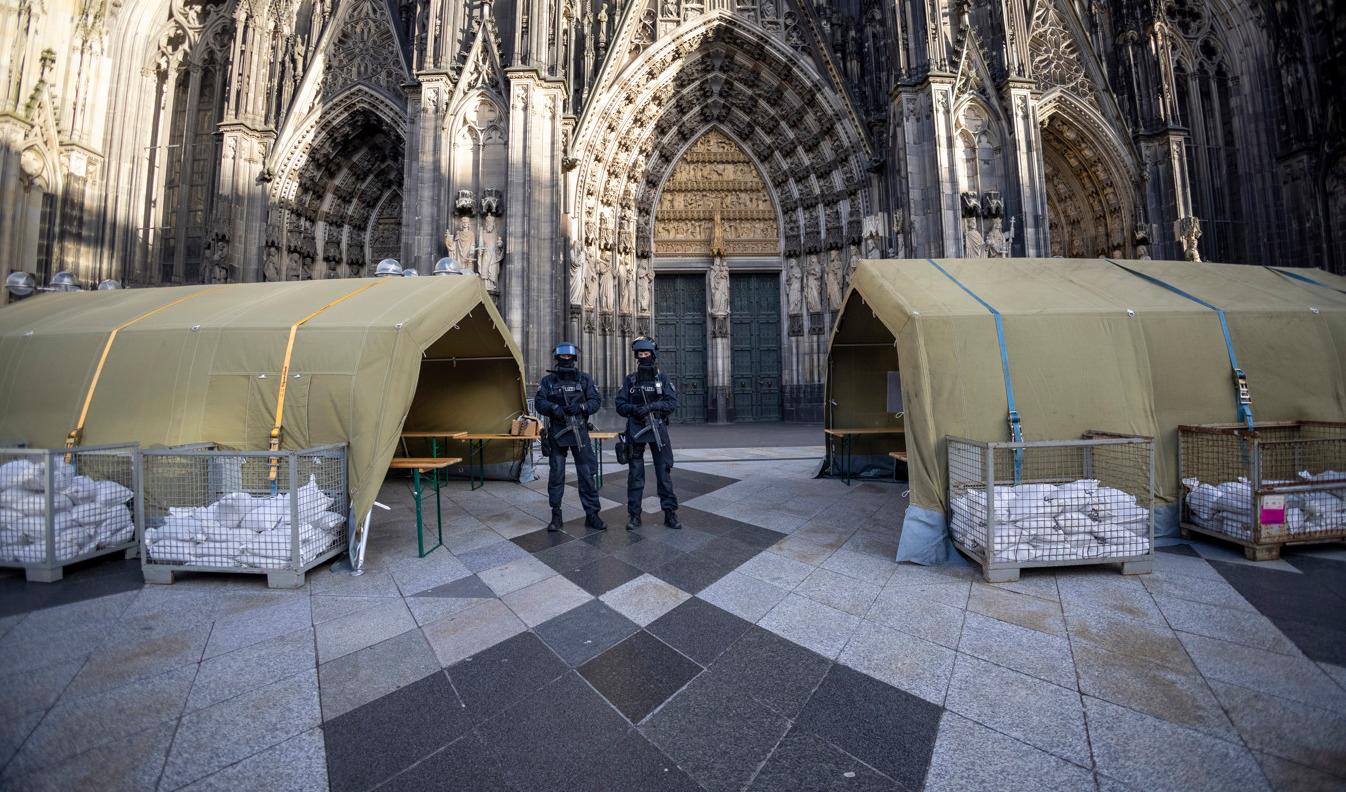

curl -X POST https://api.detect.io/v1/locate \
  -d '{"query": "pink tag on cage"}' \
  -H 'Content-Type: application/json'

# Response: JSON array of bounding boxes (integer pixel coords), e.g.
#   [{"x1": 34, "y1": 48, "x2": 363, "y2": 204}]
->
[{"x1": 1259, "y1": 495, "x2": 1286, "y2": 526}]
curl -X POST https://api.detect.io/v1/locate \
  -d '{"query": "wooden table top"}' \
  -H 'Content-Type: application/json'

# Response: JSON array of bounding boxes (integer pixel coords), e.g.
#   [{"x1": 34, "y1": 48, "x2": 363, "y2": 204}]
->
[
  {"x1": 400, "y1": 431, "x2": 469, "y2": 439},
  {"x1": 887, "y1": 451, "x2": 909, "y2": 460},
  {"x1": 459, "y1": 432, "x2": 539, "y2": 441},
  {"x1": 388, "y1": 457, "x2": 462, "y2": 471},
  {"x1": 589, "y1": 432, "x2": 620, "y2": 439},
  {"x1": 825, "y1": 427, "x2": 906, "y2": 437}
]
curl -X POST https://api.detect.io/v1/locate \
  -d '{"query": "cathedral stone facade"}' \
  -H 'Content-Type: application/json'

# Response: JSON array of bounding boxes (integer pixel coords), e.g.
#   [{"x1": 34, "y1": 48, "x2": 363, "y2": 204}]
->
[{"x1": 2, "y1": 0, "x2": 1343, "y2": 421}]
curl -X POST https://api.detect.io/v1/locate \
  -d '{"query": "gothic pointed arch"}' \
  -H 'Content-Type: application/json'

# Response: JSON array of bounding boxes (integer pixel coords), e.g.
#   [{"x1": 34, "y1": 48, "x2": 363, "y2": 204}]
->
[
  {"x1": 653, "y1": 127, "x2": 780, "y2": 258},
  {"x1": 1039, "y1": 93, "x2": 1137, "y2": 257}
]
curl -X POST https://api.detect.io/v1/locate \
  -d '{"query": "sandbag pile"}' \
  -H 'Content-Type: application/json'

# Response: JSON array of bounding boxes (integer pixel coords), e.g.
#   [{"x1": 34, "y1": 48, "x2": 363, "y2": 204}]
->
[
  {"x1": 1183, "y1": 470, "x2": 1346, "y2": 540},
  {"x1": 951, "y1": 479, "x2": 1151, "y2": 564},
  {"x1": 144, "y1": 474, "x2": 344, "y2": 570},
  {"x1": 0, "y1": 458, "x2": 136, "y2": 564}
]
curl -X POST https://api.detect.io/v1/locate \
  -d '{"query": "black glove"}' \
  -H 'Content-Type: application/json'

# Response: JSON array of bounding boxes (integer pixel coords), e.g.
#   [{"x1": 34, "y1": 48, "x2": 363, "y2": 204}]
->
[
  {"x1": 634, "y1": 404, "x2": 651, "y2": 418},
  {"x1": 564, "y1": 402, "x2": 584, "y2": 415}
]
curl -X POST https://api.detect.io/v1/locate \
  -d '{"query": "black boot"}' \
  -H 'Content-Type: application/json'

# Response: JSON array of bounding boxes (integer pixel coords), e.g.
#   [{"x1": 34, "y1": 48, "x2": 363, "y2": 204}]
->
[
  {"x1": 547, "y1": 510, "x2": 563, "y2": 532},
  {"x1": 626, "y1": 513, "x2": 641, "y2": 531},
  {"x1": 585, "y1": 513, "x2": 607, "y2": 531},
  {"x1": 663, "y1": 510, "x2": 682, "y2": 530}
]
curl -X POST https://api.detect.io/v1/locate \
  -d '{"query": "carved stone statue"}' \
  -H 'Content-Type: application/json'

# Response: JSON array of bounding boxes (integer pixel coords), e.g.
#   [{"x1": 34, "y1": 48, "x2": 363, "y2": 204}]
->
[
  {"x1": 478, "y1": 213, "x2": 503, "y2": 292},
  {"x1": 568, "y1": 233, "x2": 587, "y2": 306},
  {"x1": 985, "y1": 217, "x2": 1016, "y2": 257},
  {"x1": 263, "y1": 246, "x2": 283, "y2": 282},
  {"x1": 598, "y1": 252, "x2": 615, "y2": 314},
  {"x1": 710, "y1": 208, "x2": 726, "y2": 257},
  {"x1": 785, "y1": 256, "x2": 802, "y2": 314},
  {"x1": 619, "y1": 257, "x2": 636, "y2": 316},
  {"x1": 451, "y1": 215, "x2": 476, "y2": 272},
  {"x1": 1176, "y1": 216, "x2": 1202, "y2": 261},
  {"x1": 805, "y1": 253, "x2": 823, "y2": 313},
  {"x1": 862, "y1": 214, "x2": 884, "y2": 260},
  {"x1": 963, "y1": 216, "x2": 986, "y2": 257},
  {"x1": 1134, "y1": 222, "x2": 1152, "y2": 260},
  {"x1": 598, "y1": 208, "x2": 614, "y2": 252},
  {"x1": 637, "y1": 256, "x2": 653, "y2": 316},
  {"x1": 708, "y1": 254, "x2": 730, "y2": 318},
  {"x1": 203, "y1": 238, "x2": 231, "y2": 284},
  {"x1": 480, "y1": 188, "x2": 502, "y2": 217},
  {"x1": 845, "y1": 243, "x2": 860, "y2": 289},
  {"x1": 825, "y1": 248, "x2": 844, "y2": 309}
]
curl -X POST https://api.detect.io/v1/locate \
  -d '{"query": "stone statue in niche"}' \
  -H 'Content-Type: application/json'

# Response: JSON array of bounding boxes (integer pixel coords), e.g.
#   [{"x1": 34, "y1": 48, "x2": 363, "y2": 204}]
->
[
  {"x1": 478, "y1": 213, "x2": 503, "y2": 292},
  {"x1": 785, "y1": 256, "x2": 802, "y2": 314},
  {"x1": 1175, "y1": 216, "x2": 1201, "y2": 261},
  {"x1": 825, "y1": 248, "x2": 843, "y2": 309},
  {"x1": 203, "y1": 238, "x2": 232, "y2": 283},
  {"x1": 598, "y1": 253, "x2": 615, "y2": 315},
  {"x1": 708, "y1": 255, "x2": 730, "y2": 317},
  {"x1": 961, "y1": 191, "x2": 985, "y2": 257},
  {"x1": 805, "y1": 253, "x2": 823, "y2": 313},
  {"x1": 1134, "y1": 222, "x2": 1152, "y2": 260},
  {"x1": 845, "y1": 243, "x2": 860, "y2": 289},
  {"x1": 598, "y1": 208, "x2": 614, "y2": 252},
  {"x1": 263, "y1": 245, "x2": 283, "y2": 282},
  {"x1": 862, "y1": 214, "x2": 884, "y2": 260},
  {"x1": 985, "y1": 217, "x2": 1015, "y2": 257},
  {"x1": 637, "y1": 256, "x2": 654, "y2": 316},
  {"x1": 568, "y1": 231, "x2": 587, "y2": 307},
  {"x1": 449, "y1": 215, "x2": 477, "y2": 272}
]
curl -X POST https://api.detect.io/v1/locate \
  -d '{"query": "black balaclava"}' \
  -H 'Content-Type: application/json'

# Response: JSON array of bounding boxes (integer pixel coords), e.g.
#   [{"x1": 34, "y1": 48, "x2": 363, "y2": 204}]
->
[
  {"x1": 636, "y1": 355, "x2": 657, "y2": 382},
  {"x1": 556, "y1": 357, "x2": 577, "y2": 379}
]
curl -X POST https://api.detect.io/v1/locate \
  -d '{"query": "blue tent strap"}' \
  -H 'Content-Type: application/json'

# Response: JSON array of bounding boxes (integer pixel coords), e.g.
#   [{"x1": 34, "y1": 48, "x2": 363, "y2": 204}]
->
[
  {"x1": 1265, "y1": 266, "x2": 1346, "y2": 297},
  {"x1": 924, "y1": 260, "x2": 1024, "y2": 479},
  {"x1": 1105, "y1": 258, "x2": 1254, "y2": 431}
]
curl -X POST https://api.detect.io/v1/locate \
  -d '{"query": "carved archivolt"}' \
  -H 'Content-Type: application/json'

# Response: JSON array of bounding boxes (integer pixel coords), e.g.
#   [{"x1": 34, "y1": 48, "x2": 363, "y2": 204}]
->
[
  {"x1": 1038, "y1": 97, "x2": 1136, "y2": 257},
  {"x1": 655, "y1": 129, "x2": 779, "y2": 257}
]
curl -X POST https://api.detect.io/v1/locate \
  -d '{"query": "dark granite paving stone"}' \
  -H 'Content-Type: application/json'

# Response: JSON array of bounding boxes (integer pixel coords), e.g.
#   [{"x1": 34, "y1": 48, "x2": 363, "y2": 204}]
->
[
  {"x1": 1158, "y1": 543, "x2": 1201, "y2": 556},
  {"x1": 535, "y1": 599, "x2": 641, "y2": 667},
  {"x1": 708, "y1": 626, "x2": 832, "y2": 720},
  {"x1": 640, "y1": 666, "x2": 791, "y2": 792},
  {"x1": 511, "y1": 529, "x2": 575, "y2": 554},
  {"x1": 447, "y1": 631, "x2": 569, "y2": 722},
  {"x1": 1265, "y1": 615, "x2": 1346, "y2": 666},
  {"x1": 1287, "y1": 555, "x2": 1346, "y2": 600},
  {"x1": 729, "y1": 523, "x2": 788, "y2": 551},
  {"x1": 581, "y1": 524, "x2": 647, "y2": 553},
  {"x1": 534, "y1": 538, "x2": 606, "y2": 573},
  {"x1": 411, "y1": 574, "x2": 494, "y2": 599},
  {"x1": 0, "y1": 557, "x2": 143, "y2": 618},
  {"x1": 698, "y1": 536, "x2": 765, "y2": 568},
  {"x1": 793, "y1": 664, "x2": 943, "y2": 792},
  {"x1": 651, "y1": 550, "x2": 739, "y2": 594},
  {"x1": 580, "y1": 729, "x2": 707, "y2": 792},
  {"x1": 563, "y1": 555, "x2": 647, "y2": 596},
  {"x1": 579, "y1": 630, "x2": 703, "y2": 722},
  {"x1": 611, "y1": 536, "x2": 687, "y2": 572},
  {"x1": 647, "y1": 597, "x2": 754, "y2": 667},
  {"x1": 1208, "y1": 557, "x2": 1346, "y2": 653},
  {"x1": 746, "y1": 730, "x2": 902, "y2": 792},
  {"x1": 586, "y1": 466, "x2": 739, "y2": 501},
  {"x1": 476, "y1": 671, "x2": 632, "y2": 791},
  {"x1": 377, "y1": 732, "x2": 513, "y2": 792},
  {"x1": 649, "y1": 527, "x2": 718, "y2": 553},
  {"x1": 324, "y1": 671, "x2": 470, "y2": 792}
]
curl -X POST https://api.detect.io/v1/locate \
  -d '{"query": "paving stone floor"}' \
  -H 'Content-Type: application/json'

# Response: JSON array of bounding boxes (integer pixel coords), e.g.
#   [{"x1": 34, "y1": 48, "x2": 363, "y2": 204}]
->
[{"x1": 1, "y1": 442, "x2": 1345, "y2": 791}]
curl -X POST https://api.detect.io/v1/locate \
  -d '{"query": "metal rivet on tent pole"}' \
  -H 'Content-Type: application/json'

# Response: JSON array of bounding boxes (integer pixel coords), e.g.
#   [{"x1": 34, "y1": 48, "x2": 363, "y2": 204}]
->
[
  {"x1": 395, "y1": 322, "x2": 404, "y2": 330},
  {"x1": 191, "y1": 324, "x2": 201, "y2": 331},
  {"x1": 258, "y1": 374, "x2": 267, "y2": 379},
  {"x1": 1126, "y1": 309, "x2": 1135, "y2": 317},
  {"x1": 1311, "y1": 307, "x2": 1321, "y2": 315}
]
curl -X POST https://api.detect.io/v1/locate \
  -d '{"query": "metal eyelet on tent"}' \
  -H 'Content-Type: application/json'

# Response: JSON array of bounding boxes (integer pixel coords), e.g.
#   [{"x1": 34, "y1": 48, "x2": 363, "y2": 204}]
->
[
  {"x1": 191, "y1": 324, "x2": 202, "y2": 331},
  {"x1": 1311, "y1": 307, "x2": 1321, "y2": 315},
  {"x1": 1126, "y1": 309, "x2": 1135, "y2": 317}
]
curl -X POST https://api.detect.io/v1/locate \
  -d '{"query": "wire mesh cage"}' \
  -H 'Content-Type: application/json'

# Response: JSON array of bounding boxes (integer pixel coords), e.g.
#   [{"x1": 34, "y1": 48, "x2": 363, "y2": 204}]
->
[
  {"x1": 1178, "y1": 422, "x2": 1346, "y2": 559},
  {"x1": 0, "y1": 444, "x2": 140, "y2": 582},
  {"x1": 138, "y1": 444, "x2": 349, "y2": 588},
  {"x1": 947, "y1": 433, "x2": 1154, "y2": 582}
]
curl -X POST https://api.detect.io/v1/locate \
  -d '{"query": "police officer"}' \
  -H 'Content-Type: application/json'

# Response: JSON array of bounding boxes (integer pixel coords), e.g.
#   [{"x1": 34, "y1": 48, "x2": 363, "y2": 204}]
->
[
  {"x1": 535, "y1": 342, "x2": 605, "y2": 532},
  {"x1": 616, "y1": 337, "x2": 681, "y2": 530}
]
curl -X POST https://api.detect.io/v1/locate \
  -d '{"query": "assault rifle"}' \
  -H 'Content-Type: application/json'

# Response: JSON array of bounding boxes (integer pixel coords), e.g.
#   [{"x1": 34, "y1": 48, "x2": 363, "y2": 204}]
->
[
  {"x1": 552, "y1": 385, "x2": 583, "y2": 444},
  {"x1": 633, "y1": 387, "x2": 665, "y2": 451}
]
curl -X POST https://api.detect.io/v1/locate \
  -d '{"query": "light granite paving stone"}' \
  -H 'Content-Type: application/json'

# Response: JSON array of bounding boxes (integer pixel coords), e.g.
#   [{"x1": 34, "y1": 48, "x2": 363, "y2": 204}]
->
[
  {"x1": 477, "y1": 554, "x2": 556, "y2": 596},
  {"x1": 319, "y1": 627, "x2": 440, "y2": 721},
  {"x1": 308, "y1": 566, "x2": 402, "y2": 597},
  {"x1": 0, "y1": 614, "x2": 115, "y2": 673},
  {"x1": 187, "y1": 627, "x2": 316, "y2": 712},
  {"x1": 314, "y1": 598, "x2": 417, "y2": 664},
  {"x1": 1190, "y1": 541, "x2": 1301, "y2": 573},
  {"x1": 204, "y1": 595, "x2": 313, "y2": 659},
  {"x1": 1320, "y1": 662, "x2": 1346, "y2": 692},
  {"x1": 64, "y1": 621, "x2": 212, "y2": 701},
  {"x1": 0, "y1": 708, "x2": 44, "y2": 771},
  {"x1": 984, "y1": 570, "x2": 1061, "y2": 603},
  {"x1": 885, "y1": 564, "x2": 976, "y2": 608},
  {"x1": 698, "y1": 571, "x2": 791, "y2": 623},
  {"x1": 178, "y1": 727, "x2": 328, "y2": 792},
  {"x1": 160, "y1": 669, "x2": 321, "y2": 790},
  {"x1": 387, "y1": 551, "x2": 473, "y2": 596},
  {"x1": 1255, "y1": 752, "x2": 1346, "y2": 792},
  {"x1": 1177, "y1": 632, "x2": 1346, "y2": 714},
  {"x1": 958, "y1": 611, "x2": 1078, "y2": 690},
  {"x1": 864, "y1": 584, "x2": 966, "y2": 649},
  {"x1": 794, "y1": 567, "x2": 882, "y2": 617},
  {"x1": 768, "y1": 534, "x2": 839, "y2": 566},
  {"x1": 5, "y1": 664, "x2": 196, "y2": 778},
  {"x1": 405, "y1": 595, "x2": 483, "y2": 627},
  {"x1": 1209, "y1": 680, "x2": 1346, "y2": 777},
  {"x1": 923, "y1": 713, "x2": 1096, "y2": 792},
  {"x1": 946, "y1": 653, "x2": 1091, "y2": 767},
  {"x1": 819, "y1": 548, "x2": 899, "y2": 587},
  {"x1": 1, "y1": 720, "x2": 177, "y2": 792},
  {"x1": 836, "y1": 620, "x2": 956, "y2": 706},
  {"x1": 1071, "y1": 642, "x2": 1237, "y2": 740},
  {"x1": 455, "y1": 540, "x2": 533, "y2": 573},
  {"x1": 1084, "y1": 695, "x2": 1270, "y2": 792},
  {"x1": 1151, "y1": 547, "x2": 1227, "y2": 581},
  {"x1": 1140, "y1": 568, "x2": 1258, "y2": 612},
  {"x1": 967, "y1": 582, "x2": 1067, "y2": 637},
  {"x1": 1056, "y1": 570, "x2": 1166, "y2": 626},
  {"x1": 599, "y1": 573, "x2": 691, "y2": 627},
  {"x1": 0, "y1": 613, "x2": 24, "y2": 642},
  {"x1": 1153, "y1": 594, "x2": 1300, "y2": 655},
  {"x1": 734, "y1": 550, "x2": 817, "y2": 589},
  {"x1": 753, "y1": 592, "x2": 860, "y2": 660},
  {"x1": 421, "y1": 598, "x2": 527, "y2": 667},
  {"x1": 501, "y1": 574, "x2": 594, "y2": 628},
  {"x1": 1064, "y1": 604, "x2": 1194, "y2": 673},
  {"x1": 2, "y1": 656, "x2": 84, "y2": 715},
  {"x1": 9, "y1": 591, "x2": 138, "y2": 636},
  {"x1": 310, "y1": 594, "x2": 399, "y2": 625}
]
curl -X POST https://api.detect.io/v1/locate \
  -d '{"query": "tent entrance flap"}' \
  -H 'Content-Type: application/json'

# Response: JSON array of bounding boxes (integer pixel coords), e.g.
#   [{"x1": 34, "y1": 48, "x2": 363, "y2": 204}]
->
[{"x1": 826, "y1": 293, "x2": 907, "y2": 480}]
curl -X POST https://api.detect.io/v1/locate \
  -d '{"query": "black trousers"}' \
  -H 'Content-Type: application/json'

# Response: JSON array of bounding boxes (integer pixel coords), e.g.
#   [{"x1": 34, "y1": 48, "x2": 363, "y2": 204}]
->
[
  {"x1": 548, "y1": 442, "x2": 601, "y2": 516},
  {"x1": 627, "y1": 442, "x2": 677, "y2": 515}
]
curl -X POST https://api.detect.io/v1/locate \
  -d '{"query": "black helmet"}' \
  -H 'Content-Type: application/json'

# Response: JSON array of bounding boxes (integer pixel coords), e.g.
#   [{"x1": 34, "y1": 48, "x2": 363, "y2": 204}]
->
[
  {"x1": 554, "y1": 342, "x2": 580, "y2": 360},
  {"x1": 631, "y1": 337, "x2": 657, "y2": 357}
]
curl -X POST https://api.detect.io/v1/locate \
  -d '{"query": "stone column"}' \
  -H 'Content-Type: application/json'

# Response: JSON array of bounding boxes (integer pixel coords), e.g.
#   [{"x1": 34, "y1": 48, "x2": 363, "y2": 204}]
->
[
  {"x1": 404, "y1": 74, "x2": 451, "y2": 272},
  {"x1": 1138, "y1": 132, "x2": 1193, "y2": 261},
  {"x1": 1002, "y1": 81, "x2": 1049, "y2": 256},
  {"x1": 892, "y1": 79, "x2": 960, "y2": 258},
  {"x1": 707, "y1": 255, "x2": 731, "y2": 423}
]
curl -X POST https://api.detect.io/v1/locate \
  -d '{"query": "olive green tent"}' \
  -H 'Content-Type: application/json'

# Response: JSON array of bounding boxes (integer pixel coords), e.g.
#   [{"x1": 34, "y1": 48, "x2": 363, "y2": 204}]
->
[
  {"x1": 828, "y1": 258, "x2": 1346, "y2": 563},
  {"x1": 0, "y1": 277, "x2": 527, "y2": 530}
]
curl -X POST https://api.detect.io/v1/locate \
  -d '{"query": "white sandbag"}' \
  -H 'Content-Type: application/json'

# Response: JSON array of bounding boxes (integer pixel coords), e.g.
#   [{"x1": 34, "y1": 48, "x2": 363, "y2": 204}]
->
[
  {"x1": 1284, "y1": 507, "x2": 1306, "y2": 534},
  {"x1": 1055, "y1": 511, "x2": 1098, "y2": 535},
  {"x1": 304, "y1": 511, "x2": 345, "y2": 535},
  {"x1": 0, "y1": 506, "x2": 24, "y2": 528},
  {"x1": 1301, "y1": 492, "x2": 1343, "y2": 518},
  {"x1": 1046, "y1": 479, "x2": 1099, "y2": 502},
  {"x1": 996, "y1": 543, "x2": 1038, "y2": 563},
  {"x1": 1213, "y1": 480, "x2": 1253, "y2": 514},
  {"x1": 295, "y1": 475, "x2": 334, "y2": 523},
  {"x1": 194, "y1": 540, "x2": 244, "y2": 560},
  {"x1": 148, "y1": 539, "x2": 197, "y2": 564},
  {"x1": 0, "y1": 526, "x2": 32, "y2": 544},
  {"x1": 93, "y1": 479, "x2": 134, "y2": 506},
  {"x1": 1091, "y1": 486, "x2": 1138, "y2": 514},
  {"x1": 1013, "y1": 484, "x2": 1058, "y2": 498},
  {"x1": 1299, "y1": 469, "x2": 1346, "y2": 482},
  {"x1": 153, "y1": 514, "x2": 210, "y2": 543},
  {"x1": 0, "y1": 459, "x2": 41, "y2": 490},
  {"x1": 993, "y1": 526, "x2": 1025, "y2": 549},
  {"x1": 203, "y1": 524, "x2": 258, "y2": 544},
  {"x1": 212, "y1": 492, "x2": 256, "y2": 530},
  {"x1": 71, "y1": 502, "x2": 114, "y2": 527},
  {"x1": 1219, "y1": 512, "x2": 1252, "y2": 539},
  {"x1": 19, "y1": 461, "x2": 72, "y2": 492},
  {"x1": 1008, "y1": 496, "x2": 1061, "y2": 521},
  {"x1": 1185, "y1": 483, "x2": 1221, "y2": 521},
  {"x1": 12, "y1": 515, "x2": 45, "y2": 540},
  {"x1": 1103, "y1": 504, "x2": 1149, "y2": 525},
  {"x1": 1014, "y1": 516, "x2": 1060, "y2": 534},
  {"x1": 1068, "y1": 537, "x2": 1104, "y2": 559},
  {"x1": 53, "y1": 510, "x2": 83, "y2": 533},
  {"x1": 239, "y1": 507, "x2": 283, "y2": 533},
  {"x1": 10, "y1": 544, "x2": 46, "y2": 562},
  {"x1": 0, "y1": 488, "x2": 47, "y2": 515},
  {"x1": 62, "y1": 475, "x2": 98, "y2": 504}
]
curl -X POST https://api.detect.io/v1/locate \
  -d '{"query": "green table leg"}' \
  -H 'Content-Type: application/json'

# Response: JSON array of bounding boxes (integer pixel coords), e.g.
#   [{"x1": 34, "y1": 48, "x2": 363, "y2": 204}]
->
[
  {"x1": 592, "y1": 438, "x2": 604, "y2": 490},
  {"x1": 844, "y1": 434, "x2": 853, "y2": 486},
  {"x1": 470, "y1": 439, "x2": 484, "y2": 490},
  {"x1": 431, "y1": 437, "x2": 442, "y2": 549},
  {"x1": 414, "y1": 467, "x2": 426, "y2": 557}
]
